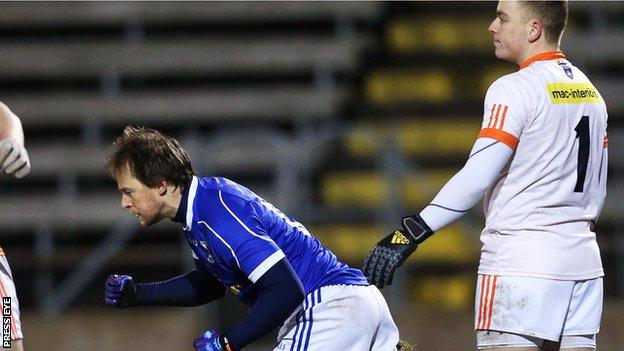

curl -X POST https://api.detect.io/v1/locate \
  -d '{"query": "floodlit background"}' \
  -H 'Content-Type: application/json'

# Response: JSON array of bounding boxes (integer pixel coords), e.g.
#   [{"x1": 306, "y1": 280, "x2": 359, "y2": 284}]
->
[{"x1": 0, "y1": 1, "x2": 622, "y2": 350}]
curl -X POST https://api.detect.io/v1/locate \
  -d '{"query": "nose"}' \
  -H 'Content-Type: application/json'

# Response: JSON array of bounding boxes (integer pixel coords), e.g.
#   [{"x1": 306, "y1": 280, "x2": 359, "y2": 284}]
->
[
  {"x1": 488, "y1": 19, "x2": 498, "y2": 34},
  {"x1": 121, "y1": 194, "x2": 131, "y2": 209}
]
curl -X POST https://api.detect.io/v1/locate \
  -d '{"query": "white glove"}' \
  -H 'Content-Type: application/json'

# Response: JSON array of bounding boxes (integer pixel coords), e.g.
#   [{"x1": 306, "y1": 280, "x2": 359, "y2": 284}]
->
[{"x1": 0, "y1": 138, "x2": 31, "y2": 179}]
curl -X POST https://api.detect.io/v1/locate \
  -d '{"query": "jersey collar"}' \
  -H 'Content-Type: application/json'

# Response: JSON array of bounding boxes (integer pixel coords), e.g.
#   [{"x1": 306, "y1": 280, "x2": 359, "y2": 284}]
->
[
  {"x1": 519, "y1": 51, "x2": 566, "y2": 70},
  {"x1": 171, "y1": 175, "x2": 199, "y2": 231}
]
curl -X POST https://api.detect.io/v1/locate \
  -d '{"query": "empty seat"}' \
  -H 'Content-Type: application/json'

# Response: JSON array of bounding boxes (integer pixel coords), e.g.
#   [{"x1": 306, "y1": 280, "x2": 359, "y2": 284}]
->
[
  {"x1": 387, "y1": 16, "x2": 493, "y2": 54},
  {"x1": 408, "y1": 274, "x2": 474, "y2": 310},
  {"x1": 321, "y1": 169, "x2": 456, "y2": 208},
  {"x1": 345, "y1": 119, "x2": 480, "y2": 158},
  {"x1": 365, "y1": 68, "x2": 454, "y2": 105},
  {"x1": 563, "y1": 30, "x2": 624, "y2": 66},
  {"x1": 0, "y1": 2, "x2": 381, "y2": 26},
  {"x1": 0, "y1": 193, "x2": 124, "y2": 230},
  {"x1": 4, "y1": 86, "x2": 346, "y2": 128},
  {"x1": 0, "y1": 36, "x2": 370, "y2": 79},
  {"x1": 0, "y1": 137, "x2": 285, "y2": 180}
]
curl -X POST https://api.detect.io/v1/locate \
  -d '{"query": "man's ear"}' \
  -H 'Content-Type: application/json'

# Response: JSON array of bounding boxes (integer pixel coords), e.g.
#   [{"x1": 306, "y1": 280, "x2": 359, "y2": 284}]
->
[
  {"x1": 528, "y1": 19, "x2": 543, "y2": 43},
  {"x1": 157, "y1": 179, "x2": 169, "y2": 196}
]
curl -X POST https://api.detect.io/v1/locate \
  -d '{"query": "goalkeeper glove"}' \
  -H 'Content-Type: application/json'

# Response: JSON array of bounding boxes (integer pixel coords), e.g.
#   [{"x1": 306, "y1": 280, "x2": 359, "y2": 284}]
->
[
  {"x1": 362, "y1": 214, "x2": 433, "y2": 288},
  {"x1": 194, "y1": 330, "x2": 236, "y2": 351},
  {"x1": 105, "y1": 274, "x2": 139, "y2": 307},
  {"x1": 0, "y1": 138, "x2": 31, "y2": 179}
]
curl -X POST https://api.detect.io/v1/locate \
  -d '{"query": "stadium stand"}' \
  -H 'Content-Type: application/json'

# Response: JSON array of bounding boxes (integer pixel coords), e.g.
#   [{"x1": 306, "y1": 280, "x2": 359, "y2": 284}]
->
[
  {"x1": 0, "y1": 1, "x2": 623, "y2": 321},
  {"x1": 0, "y1": 1, "x2": 381, "y2": 315}
]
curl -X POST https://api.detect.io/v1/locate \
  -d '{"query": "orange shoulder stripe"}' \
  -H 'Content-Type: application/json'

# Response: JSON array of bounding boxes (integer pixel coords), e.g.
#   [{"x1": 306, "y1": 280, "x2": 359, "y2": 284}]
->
[{"x1": 478, "y1": 128, "x2": 519, "y2": 150}]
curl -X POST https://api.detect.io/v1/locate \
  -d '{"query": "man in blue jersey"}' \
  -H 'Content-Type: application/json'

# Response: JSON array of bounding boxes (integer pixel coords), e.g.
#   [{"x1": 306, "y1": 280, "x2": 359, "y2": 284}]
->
[{"x1": 104, "y1": 126, "x2": 399, "y2": 351}]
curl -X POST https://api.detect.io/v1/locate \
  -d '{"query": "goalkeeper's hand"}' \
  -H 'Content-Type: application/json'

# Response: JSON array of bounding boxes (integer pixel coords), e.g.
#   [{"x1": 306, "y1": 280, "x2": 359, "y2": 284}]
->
[
  {"x1": 362, "y1": 214, "x2": 433, "y2": 288},
  {"x1": 194, "y1": 330, "x2": 235, "y2": 351},
  {"x1": 105, "y1": 274, "x2": 139, "y2": 307},
  {"x1": 0, "y1": 138, "x2": 30, "y2": 179}
]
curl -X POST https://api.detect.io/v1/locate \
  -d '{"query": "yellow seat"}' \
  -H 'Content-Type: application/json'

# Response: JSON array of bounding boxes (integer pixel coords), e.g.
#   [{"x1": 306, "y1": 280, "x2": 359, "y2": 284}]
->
[
  {"x1": 312, "y1": 224, "x2": 382, "y2": 262},
  {"x1": 409, "y1": 274, "x2": 475, "y2": 310},
  {"x1": 365, "y1": 69, "x2": 454, "y2": 105},
  {"x1": 321, "y1": 169, "x2": 456, "y2": 208},
  {"x1": 345, "y1": 119, "x2": 481, "y2": 158},
  {"x1": 387, "y1": 16, "x2": 493, "y2": 54}
]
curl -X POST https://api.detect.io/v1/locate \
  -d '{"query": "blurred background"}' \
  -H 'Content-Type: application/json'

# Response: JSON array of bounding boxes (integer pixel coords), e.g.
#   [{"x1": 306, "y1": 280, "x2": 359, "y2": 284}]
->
[{"x1": 0, "y1": 1, "x2": 622, "y2": 350}]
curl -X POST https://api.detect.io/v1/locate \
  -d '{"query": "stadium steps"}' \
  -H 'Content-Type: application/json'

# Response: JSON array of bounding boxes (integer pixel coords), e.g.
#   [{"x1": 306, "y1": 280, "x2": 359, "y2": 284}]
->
[
  {"x1": 0, "y1": 193, "x2": 125, "y2": 230},
  {"x1": 0, "y1": 36, "x2": 370, "y2": 79},
  {"x1": 386, "y1": 15, "x2": 494, "y2": 55},
  {"x1": 407, "y1": 274, "x2": 474, "y2": 310},
  {"x1": 0, "y1": 2, "x2": 381, "y2": 26},
  {"x1": 564, "y1": 30, "x2": 624, "y2": 67},
  {"x1": 0, "y1": 1, "x2": 385, "y2": 309},
  {"x1": 6, "y1": 244, "x2": 182, "y2": 270},
  {"x1": 0, "y1": 140, "x2": 285, "y2": 179},
  {"x1": 343, "y1": 118, "x2": 480, "y2": 159},
  {"x1": 362, "y1": 62, "x2": 521, "y2": 108},
  {"x1": 320, "y1": 169, "x2": 455, "y2": 208},
  {"x1": 4, "y1": 86, "x2": 347, "y2": 128},
  {"x1": 364, "y1": 68, "x2": 455, "y2": 105}
]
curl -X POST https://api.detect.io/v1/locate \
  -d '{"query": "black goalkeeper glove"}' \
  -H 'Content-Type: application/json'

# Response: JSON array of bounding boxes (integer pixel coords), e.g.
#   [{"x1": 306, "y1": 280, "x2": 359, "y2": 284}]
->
[{"x1": 362, "y1": 214, "x2": 434, "y2": 288}]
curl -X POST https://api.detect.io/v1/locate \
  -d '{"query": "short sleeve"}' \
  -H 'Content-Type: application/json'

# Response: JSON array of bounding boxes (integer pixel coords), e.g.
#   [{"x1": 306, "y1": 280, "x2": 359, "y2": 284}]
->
[
  {"x1": 478, "y1": 76, "x2": 531, "y2": 150},
  {"x1": 207, "y1": 191, "x2": 285, "y2": 283}
]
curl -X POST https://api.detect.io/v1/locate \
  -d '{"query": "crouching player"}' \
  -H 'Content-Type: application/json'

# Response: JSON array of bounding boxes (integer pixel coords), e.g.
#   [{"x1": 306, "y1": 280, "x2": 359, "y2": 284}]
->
[{"x1": 104, "y1": 126, "x2": 400, "y2": 351}]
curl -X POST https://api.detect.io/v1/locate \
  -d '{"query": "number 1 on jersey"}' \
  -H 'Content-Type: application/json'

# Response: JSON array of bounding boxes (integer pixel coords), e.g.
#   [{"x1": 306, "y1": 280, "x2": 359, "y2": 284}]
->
[{"x1": 574, "y1": 116, "x2": 590, "y2": 193}]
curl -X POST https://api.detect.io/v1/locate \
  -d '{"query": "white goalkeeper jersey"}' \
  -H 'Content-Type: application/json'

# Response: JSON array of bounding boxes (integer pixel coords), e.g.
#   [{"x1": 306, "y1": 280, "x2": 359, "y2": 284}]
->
[{"x1": 477, "y1": 51, "x2": 608, "y2": 280}]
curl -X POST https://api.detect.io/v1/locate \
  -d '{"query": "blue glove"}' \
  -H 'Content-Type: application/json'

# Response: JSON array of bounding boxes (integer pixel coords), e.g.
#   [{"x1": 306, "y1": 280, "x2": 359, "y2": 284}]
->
[
  {"x1": 193, "y1": 330, "x2": 234, "y2": 351},
  {"x1": 105, "y1": 274, "x2": 138, "y2": 307}
]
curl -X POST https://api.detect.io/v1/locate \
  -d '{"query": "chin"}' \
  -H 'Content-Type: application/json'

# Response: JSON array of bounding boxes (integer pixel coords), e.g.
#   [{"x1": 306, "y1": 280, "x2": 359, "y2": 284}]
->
[
  {"x1": 142, "y1": 215, "x2": 166, "y2": 227},
  {"x1": 494, "y1": 49, "x2": 513, "y2": 63},
  {"x1": 137, "y1": 216, "x2": 154, "y2": 227}
]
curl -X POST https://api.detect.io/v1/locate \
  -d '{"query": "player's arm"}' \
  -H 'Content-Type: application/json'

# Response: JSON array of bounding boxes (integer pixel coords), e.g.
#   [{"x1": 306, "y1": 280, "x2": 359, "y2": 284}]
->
[
  {"x1": 219, "y1": 258, "x2": 304, "y2": 350},
  {"x1": 363, "y1": 138, "x2": 514, "y2": 288},
  {"x1": 193, "y1": 192, "x2": 304, "y2": 351},
  {"x1": 0, "y1": 101, "x2": 31, "y2": 178},
  {"x1": 363, "y1": 76, "x2": 527, "y2": 289},
  {"x1": 105, "y1": 261, "x2": 227, "y2": 307}
]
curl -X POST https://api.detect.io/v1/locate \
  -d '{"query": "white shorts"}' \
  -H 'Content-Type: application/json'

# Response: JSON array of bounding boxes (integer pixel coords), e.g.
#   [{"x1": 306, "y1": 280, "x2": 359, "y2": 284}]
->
[
  {"x1": 474, "y1": 274, "x2": 602, "y2": 345},
  {"x1": 274, "y1": 284, "x2": 399, "y2": 351},
  {"x1": 0, "y1": 252, "x2": 23, "y2": 340}
]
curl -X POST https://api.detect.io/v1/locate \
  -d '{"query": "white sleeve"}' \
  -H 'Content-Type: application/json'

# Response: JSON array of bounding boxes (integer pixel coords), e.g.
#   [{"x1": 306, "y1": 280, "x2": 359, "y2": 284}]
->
[{"x1": 418, "y1": 137, "x2": 513, "y2": 232}]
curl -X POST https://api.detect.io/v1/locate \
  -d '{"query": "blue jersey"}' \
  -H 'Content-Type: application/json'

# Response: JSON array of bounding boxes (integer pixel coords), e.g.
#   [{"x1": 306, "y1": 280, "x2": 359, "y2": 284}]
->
[{"x1": 174, "y1": 176, "x2": 367, "y2": 299}]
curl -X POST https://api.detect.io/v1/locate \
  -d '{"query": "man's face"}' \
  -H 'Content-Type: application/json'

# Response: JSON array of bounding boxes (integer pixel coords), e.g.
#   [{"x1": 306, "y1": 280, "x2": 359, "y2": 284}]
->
[
  {"x1": 488, "y1": 1, "x2": 530, "y2": 64},
  {"x1": 115, "y1": 169, "x2": 164, "y2": 227}
]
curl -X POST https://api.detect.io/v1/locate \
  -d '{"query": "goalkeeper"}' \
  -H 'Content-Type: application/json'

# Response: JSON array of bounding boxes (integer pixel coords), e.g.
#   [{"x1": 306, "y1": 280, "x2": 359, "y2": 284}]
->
[
  {"x1": 104, "y1": 126, "x2": 399, "y2": 351},
  {"x1": 363, "y1": 1, "x2": 606, "y2": 350}
]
